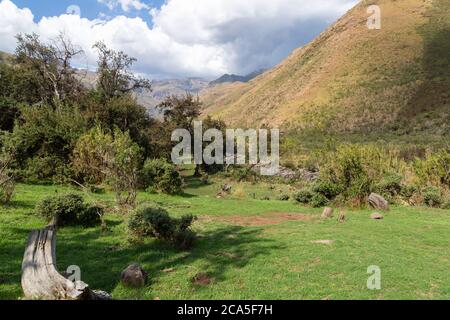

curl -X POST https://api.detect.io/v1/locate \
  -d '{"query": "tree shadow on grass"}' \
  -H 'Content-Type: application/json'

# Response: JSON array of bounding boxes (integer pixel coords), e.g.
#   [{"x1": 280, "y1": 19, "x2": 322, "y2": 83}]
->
[
  {"x1": 1, "y1": 221, "x2": 283, "y2": 299},
  {"x1": 57, "y1": 225, "x2": 283, "y2": 296}
]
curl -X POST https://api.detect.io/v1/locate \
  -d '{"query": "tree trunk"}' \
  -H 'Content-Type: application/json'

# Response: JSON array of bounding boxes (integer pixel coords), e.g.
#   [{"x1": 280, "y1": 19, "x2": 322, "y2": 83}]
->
[{"x1": 21, "y1": 225, "x2": 110, "y2": 300}]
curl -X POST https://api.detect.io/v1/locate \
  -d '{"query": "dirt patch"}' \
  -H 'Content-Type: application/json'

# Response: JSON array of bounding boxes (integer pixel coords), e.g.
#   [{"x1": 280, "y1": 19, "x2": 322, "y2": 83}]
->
[
  {"x1": 200, "y1": 212, "x2": 314, "y2": 227},
  {"x1": 192, "y1": 273, "x2": 212, "y2": 286}
]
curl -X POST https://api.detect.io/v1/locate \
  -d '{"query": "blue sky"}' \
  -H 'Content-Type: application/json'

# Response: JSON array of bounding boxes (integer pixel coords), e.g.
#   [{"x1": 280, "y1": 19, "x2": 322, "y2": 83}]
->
[
  {"x1": 12, "y1": 0, "x2": 164, "y2": 24},
  {"x1": 0, "y1": 0, "x2": 358, "y2": 79}
]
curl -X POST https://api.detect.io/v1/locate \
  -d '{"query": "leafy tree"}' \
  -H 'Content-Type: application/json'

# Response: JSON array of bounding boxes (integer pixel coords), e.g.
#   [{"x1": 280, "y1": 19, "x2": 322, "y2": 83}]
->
[
  {"x1": 93, "y1": 41, "x2": 151, "y2": 100},
  {"x1": 3, "y1": 104, "x2": 87, "y2": 181},
  {"x1": 14, "y1": 33, "x2": 85, "y2": 104},
  {"x1": 157, "y1": 93, "x2": 201, "y2": 130}
]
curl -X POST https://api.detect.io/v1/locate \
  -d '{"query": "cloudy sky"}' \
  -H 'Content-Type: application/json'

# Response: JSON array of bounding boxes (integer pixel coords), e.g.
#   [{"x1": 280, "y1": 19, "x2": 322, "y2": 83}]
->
[{"x1": 0, "y1": 0, "x2": 357, "y2": 79}]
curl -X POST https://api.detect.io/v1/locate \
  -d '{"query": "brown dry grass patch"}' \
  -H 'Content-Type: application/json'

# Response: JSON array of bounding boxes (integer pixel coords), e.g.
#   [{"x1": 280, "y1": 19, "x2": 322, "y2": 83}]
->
[{"x1": 200, "y1": 212, "x2": 314, "y2": 227}]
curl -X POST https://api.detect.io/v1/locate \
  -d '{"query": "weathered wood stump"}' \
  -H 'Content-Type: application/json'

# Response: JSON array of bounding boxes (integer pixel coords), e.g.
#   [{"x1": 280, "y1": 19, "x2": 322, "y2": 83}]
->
[{"x1": 21, "y1": 225, "x2": 110, "y2": 300}]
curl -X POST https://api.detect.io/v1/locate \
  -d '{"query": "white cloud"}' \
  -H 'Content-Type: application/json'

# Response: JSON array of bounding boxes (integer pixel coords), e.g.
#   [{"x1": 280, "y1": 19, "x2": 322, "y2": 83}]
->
[
  {"x1": 98, "y1": 0, "x2": 150, "y2": 12},
  {"x1": 0, "y1": 0, "x2": 357, "y2": 78}
]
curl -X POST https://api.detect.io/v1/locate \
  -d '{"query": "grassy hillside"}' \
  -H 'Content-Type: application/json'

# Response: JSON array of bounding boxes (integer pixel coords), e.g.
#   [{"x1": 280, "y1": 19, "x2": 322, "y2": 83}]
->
[{"x1": 201, "y1": 0, "x2": 450, "y2": 137}]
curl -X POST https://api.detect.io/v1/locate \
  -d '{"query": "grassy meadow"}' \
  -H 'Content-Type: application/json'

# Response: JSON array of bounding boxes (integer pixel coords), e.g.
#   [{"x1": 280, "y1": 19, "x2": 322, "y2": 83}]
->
[{"x1": 1, "y1": 174, "x2": 449, "y2": 300}]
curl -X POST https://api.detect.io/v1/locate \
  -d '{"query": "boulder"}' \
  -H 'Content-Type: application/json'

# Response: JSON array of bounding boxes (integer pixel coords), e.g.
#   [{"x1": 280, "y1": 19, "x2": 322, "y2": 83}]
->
[
  {"x1": 120, "y1": 263, "x2": 147, "y2": 288},
  {"x1": 369, "y1": 193, "x2": 389, "y2": 211},
  {"x1": 321, "y1": 207, "x2": 334, "y2": 219},
  {"x1": 371, "y1": 213, "x2": 384, "y2": 220}
]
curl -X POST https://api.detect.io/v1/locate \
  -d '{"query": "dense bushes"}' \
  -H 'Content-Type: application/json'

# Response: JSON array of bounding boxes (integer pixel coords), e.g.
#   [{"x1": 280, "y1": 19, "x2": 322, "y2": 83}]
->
[
  {"x1": 413, "y1": 149, "x2": 450, "y2": 189},
  {"x1": 422, "y1": 187, "x2": 443, "y2": 208},
  {"x1": 140, "y1": 159, "x2": 183, "y2": 194},
  {"x1": 294, "y1": 145, "x2": 450, "y2": 208},
  {"x1": 35, "y1": 193, "x2": 103, "y2": 227},
  {"x1": 73, "y1": 127, "x2": 143, "y2": 207},
  {"x1": 127, "y1": 205, "x2": 197, "y2": 250}
]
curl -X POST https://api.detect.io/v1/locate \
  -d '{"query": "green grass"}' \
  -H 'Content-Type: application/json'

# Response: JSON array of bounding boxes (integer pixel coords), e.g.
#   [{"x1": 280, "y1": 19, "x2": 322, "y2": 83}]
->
[{"x1": 1, "y1": 179, "x2": 449, "y2": 300}]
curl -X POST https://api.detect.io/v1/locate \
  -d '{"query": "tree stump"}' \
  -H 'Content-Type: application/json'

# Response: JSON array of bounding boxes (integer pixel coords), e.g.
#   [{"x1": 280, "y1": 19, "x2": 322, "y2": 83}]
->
[{"x1": 21, "y1": 225, "x2": 110, "y2": 300}]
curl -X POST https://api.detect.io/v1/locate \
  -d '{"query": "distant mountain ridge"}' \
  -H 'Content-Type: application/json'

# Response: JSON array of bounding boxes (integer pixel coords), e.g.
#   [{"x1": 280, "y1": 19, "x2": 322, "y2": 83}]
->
[{"x1": 209, "y1": 69, "x2": 265, "y2": 86}]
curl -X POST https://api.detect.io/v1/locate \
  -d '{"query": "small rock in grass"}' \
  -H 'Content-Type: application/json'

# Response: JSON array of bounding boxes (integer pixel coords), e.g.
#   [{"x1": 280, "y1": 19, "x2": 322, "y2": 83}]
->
[
  {"x1": 321, "y1": 207, "x2": 334, "y2": 219},
  {"x1": 371, "y1": 213, "x2": 384, "y2": 220},
  {"x1": 121, "y1": 263, "x2": 147, "y2": 288},
  {"x1": 311, "y1": 240, "x2": 334, "y2": 245}
]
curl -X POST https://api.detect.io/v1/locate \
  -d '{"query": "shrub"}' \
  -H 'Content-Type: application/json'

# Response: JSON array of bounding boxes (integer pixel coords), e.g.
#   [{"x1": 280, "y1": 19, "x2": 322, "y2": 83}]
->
[
  {"x1": 294, "y1": 188, "x2": 314, "y2": 204},
  {"x1": 413, "y1": 149, "x2": 450, "y2": 189},
  {"x1": 35, "y1": 193, "x2": 102, "y2": 227},
  {"x1": 423, "y1": 187, "x2": 443, "y2": 208},
  {"x1": 277, "y1": 194, "x2": 290, "y2": 201},
  {"x1": 318, "y1": 144, "x2": 406, "y2": 205},
  {"x1": 73, "y1": 127, "x2": 143, "y2": 207},
  {"x1": 0, "y1": 176, "x2": 14, "y2": 205},
  {"x1": 312, "y1": 180, "x2": 342, "y2": 199},
  {"x1": 441, "y1": 199, "x2": 450, "y2": 210},
  {"x1": 0, "y1": 152, "x2": 15, "y2": 205},
  {"x1": 400, "y1": 184, "x2": 418, "y2": 200},
  {"x1": 310, "y1": 193, "x2": 329, "y2": 208},
  {"x1": 140, "y1": 159, "x2": 183, "y2": 194},
  {"x1": 374, "y1": 173, "x2": 403, "y2": 201},
  {"x1": 127, "y1": 205, "x2": 197, "y2": 250}
]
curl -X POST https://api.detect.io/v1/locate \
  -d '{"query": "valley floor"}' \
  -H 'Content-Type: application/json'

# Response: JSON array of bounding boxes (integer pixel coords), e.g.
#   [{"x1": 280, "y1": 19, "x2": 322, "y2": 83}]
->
[{"x1": 1, "y1": 180, "x2": 449, "y2": 300}]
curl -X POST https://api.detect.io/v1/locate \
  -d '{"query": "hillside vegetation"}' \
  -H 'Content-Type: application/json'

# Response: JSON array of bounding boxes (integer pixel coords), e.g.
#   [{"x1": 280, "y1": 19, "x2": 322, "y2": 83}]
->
[{"x1": 201, "y1": 0, "x2": 450, "y2": 137}]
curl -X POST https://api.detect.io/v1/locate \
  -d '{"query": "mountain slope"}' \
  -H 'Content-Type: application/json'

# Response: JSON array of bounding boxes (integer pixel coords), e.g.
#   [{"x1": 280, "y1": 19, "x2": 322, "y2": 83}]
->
[
  {"x1": 209, "y1": 69, "x2": 265, "y2": 85},
  {"x1": 201, "y1": 0, "x2": 450, "y2": 135}
]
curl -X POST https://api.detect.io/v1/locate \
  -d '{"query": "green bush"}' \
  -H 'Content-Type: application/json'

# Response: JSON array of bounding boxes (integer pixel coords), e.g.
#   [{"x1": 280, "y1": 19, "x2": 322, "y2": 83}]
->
[
  {"x1": 277, "y1": 194, "x2": 290, "y2": 201},
  {"x1": 310, "y1": 193, "x2": 329, "y2": 208},
  {"x1": 35, "y1": 193, "x2": 103, "y2": 227},
  {"x1": 413, "y1": 149, "x2": 450, "y2": 189},
  {"x1": 441, "y1": 199, "x2": 450, "y2": 210},
  {"x1": 140, "y1": 159, "x2": 183, "y2": 194},
  {"x1": 127, "y1": 205, "x2": 197, "y2": 250},
  {"x1": 312, "y1": 180, "x2": 342, "y2": 199},
  {"x1": 374, "y1": 173, "x2": 403, "y2": 202},
  {"x1": 0, "y1": 178, "x2": 14, "y2": 205},
  {"x1": 423, "y1": 187, "x2": 443, "y2": 208},
  {"x1": 400, "y1": 184, "x2": 418, "y2": 200},
  {"x1": 294, "y1": 189, "x2": 314, "y2": 204}
]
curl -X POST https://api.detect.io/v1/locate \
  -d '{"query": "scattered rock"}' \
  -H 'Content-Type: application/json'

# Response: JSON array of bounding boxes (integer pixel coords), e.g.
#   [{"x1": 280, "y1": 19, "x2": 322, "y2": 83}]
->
[
  {"x1": 321, "y1": 207, "x2": 334, "y2": 219},
  {"x1": 163, "y1": 268, "x2": 175, "y2": 273},
  {"x1": 92, "y1": 290, "x2": 113, "y2": 300},
  {"x1": 297, "y1": 169, "x2": 320, "y2": 182},
  {"x1": 311, "y1": 240, "x2": 334, "y2": 245},
  {"x1": 369, "y1": 193, "x2": 390, "y2": 211},
  {"x1": 338, "y1": 212, "x2": 346, "y2": 223},
  {"x1": 222, "y1": 184, "x2": 232, "y2": 193},
  {"x1": 371, "y1": 213, "x2": 384, "y2": 220},
  {"x1": 120, "y1": 263, "x2": 148, "y2": 288},
  {"x1": 192, "y1": 273, "x2": 211, "y2": 286}
]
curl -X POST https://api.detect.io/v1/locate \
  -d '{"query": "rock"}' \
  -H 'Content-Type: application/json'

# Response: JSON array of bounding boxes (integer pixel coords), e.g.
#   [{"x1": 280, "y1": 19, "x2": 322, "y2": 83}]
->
[
  {"x1": 338, "y1": 212, "x2": 346, "y2": 223},
  {"x1": 311, "y1": 240, "x2": 334, "y2": 245},
  {"x1": 321, "y1": 207, "x2": 334, "y2": 219},
  {"x1": 371, "y1": 213, "x2": 384, "y2": 220},
  {"x1": 297, "y1": 169, "x2": 320, "y2": 182},
  {"x1": 120, "y1": 263, "x2": 147, "y2": 288},
  {"x1": 369, "y1": 193, "x2": 389, "y2": 211},
  {"x1": 222, "y1": 184, "x2": 232, "y2": 193}
]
